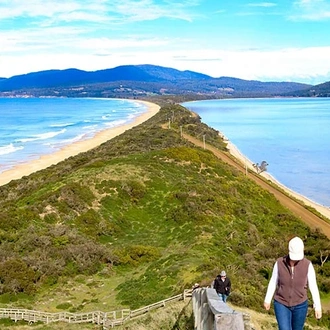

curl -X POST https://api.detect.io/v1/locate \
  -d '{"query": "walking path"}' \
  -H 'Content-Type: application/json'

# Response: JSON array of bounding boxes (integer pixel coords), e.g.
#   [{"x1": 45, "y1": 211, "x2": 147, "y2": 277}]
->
[{"x1": 182, "y1": 132, "x2": 330, "y2": 239}]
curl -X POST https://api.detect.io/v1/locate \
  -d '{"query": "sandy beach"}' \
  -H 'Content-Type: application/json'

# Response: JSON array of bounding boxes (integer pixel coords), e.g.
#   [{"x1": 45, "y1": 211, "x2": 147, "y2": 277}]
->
[
  {"x1": 0, "y1": 100, "x2": 160, "y2": 187},
  {"x1": 226, "y1": 140, "x2": 330, "y2": 221}
]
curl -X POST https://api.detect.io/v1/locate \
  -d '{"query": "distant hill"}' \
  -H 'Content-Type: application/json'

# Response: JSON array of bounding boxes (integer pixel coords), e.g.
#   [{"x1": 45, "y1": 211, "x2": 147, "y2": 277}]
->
[
  {"x1": 284, "y1": 80, "x2": 330, "y2": 97},
  {"x1": 0, "y1": 64, "x2": 312, "y2": 98}
]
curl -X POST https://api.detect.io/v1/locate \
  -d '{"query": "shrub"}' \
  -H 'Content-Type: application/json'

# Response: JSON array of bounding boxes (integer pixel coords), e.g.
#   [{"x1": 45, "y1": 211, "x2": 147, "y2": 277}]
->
[
  {"x1": 0, "y1": 259, "x2": 39, "y2": 294},
  {"x1": 75, "y1": 209, "x2": 102, "y2": 236},
  {"x1": 114, "y1": 245, "x2": 161, "y2": 266},
  {"x1": 119, "y1": 180, "x2": 146, "y2": 202},
  {"x1": 319, "y1": 278, "x2": 330, "y2": 293},
  {"x1": 56, "y1": 302, "x2": 73, "y2": 310}
]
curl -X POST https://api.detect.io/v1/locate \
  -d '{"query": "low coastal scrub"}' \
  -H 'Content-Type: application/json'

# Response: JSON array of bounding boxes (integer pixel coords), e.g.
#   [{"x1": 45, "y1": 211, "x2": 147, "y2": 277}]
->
[{"x1": 0, "y1": 102, "x2": 329, "y2": 328}]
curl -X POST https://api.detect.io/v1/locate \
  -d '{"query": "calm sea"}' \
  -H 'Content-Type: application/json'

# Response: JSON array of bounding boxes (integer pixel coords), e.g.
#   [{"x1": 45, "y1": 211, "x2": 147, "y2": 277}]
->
[
  {"x1": 0, "y1": 97, "x2": 147, "y2": 173},
  {"x1": 182, "y1": 98, "x2": 330, "y2": 208}
]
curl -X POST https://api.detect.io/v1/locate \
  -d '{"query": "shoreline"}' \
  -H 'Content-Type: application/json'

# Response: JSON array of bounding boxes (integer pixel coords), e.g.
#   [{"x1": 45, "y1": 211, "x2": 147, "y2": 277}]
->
[
  {"x1": 226, "y1": 140, "x2": 330, "y2": 221},
  {"x1": 1, "y1": 99, "x2": 329, "y2": 221},
  {"x1": 0, "y1": 100, "x2": 160, "y2": 187}
]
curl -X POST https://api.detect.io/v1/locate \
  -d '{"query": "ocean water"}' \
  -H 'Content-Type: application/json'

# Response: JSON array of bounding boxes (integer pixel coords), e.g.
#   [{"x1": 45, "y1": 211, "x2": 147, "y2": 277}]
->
[
  {"x1": 0, "y1": 97, "x2": 147, "y2": 173},
  {"x1": 182, "y1": 98, "x2": 330, "y2": 208}
]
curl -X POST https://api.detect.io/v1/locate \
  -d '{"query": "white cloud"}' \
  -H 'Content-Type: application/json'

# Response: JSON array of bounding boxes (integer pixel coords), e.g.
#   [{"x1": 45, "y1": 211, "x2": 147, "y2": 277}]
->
[
  {"x1": 0, "y1": 1, "x2": 81, "y2": 19},
  {"x1": 0, "y1": 26, "x2": 88, "y2": 54},
  {"x1": 247, "y1": 2, "x2": 277, "y2": 7},
  {"x1": 76, "y1": 36, "x2": 170, "y2": 53},
  {"x1": 183, "y1": 47, "x2": 330, "y2": 83},
  {"x1": 1, "y1": 1, "x2": 330, "y2": 84},
  {"x1": 105, "y1": 0, "x2": 200, "y2": 22},
  {"x1": 291, "y1": 0, "x2": 330, "y2": 20},
  {"x1": 0, "y1": 24, "x2": 172, "y2": 58},
  {"x1": 0, "y1": 0, "x2": 200, "y2": 25}
]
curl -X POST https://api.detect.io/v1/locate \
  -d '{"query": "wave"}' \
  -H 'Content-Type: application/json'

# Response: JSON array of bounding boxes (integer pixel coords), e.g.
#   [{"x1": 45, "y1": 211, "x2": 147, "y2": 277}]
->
[
  {"x1": 0, "y1": 143, "x2": 24, "y2": 156},
  {"x1": 50, "y1": 122, "x2": 75, "y2": 128},
  {"x1": 60, "y1": 133, "x2": 87, "y2": 144},
  {"x1": 101, "y1": 113, "x2": 117, "y2": 120},
  {"x1": 104, "y1": 119, "x2": 128, "y2": 128},
  {"x1": 82, "y1": 124, "x2": 98, "y2": 130},
  {"x1": 101, "y1": 109, "x2": 138, "y2": 120},
  {"x1": 17, "y1": 129, "x2": 67, "y2": 143},
  {"x1": 45, "y1": 133, "x2": 87, "y2": 147}
]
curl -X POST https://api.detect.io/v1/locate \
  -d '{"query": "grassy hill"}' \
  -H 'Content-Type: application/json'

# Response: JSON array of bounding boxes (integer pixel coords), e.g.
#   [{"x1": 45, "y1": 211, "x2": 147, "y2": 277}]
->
[{"x1": 0, "y1": 100, "x2": 330, "y2": 328}]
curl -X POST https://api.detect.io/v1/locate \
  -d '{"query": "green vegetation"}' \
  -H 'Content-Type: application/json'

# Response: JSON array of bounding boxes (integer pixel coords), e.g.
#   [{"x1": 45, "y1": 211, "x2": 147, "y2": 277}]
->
[{"x1": 0, "y1": 101, "x2": 329, "y2": 328}]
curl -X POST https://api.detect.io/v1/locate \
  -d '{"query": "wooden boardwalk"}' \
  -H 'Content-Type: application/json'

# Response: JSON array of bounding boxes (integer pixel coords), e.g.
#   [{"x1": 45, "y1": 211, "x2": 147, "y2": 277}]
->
[{"x1": 0, "y1": 289, "x2": 192, "y2": 329}]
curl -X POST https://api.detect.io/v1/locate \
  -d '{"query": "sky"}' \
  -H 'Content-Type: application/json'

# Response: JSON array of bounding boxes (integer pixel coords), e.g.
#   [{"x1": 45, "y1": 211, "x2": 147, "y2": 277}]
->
[{"x1": 1, "y1": 0, "x2": 330, "y2": 84}]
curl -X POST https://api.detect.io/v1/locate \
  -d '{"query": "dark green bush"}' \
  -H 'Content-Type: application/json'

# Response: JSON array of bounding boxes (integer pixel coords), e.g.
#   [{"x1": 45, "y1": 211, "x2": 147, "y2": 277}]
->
[
  {"x1": 119, "y1": 180, "x2": 146, "y2": 202},
  {"x1": 56, "y1": 302, "x2": 73, "y2": 310},
  {"x1": 0, "y1": 259, "x2": 39, "y2": 294},
  {"x1": 114, "y1": 245, "x2": 161, "y2": 266}
]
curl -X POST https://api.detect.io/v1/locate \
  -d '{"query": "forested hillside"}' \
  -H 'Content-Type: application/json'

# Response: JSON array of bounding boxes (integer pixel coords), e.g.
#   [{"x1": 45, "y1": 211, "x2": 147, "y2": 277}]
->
[
  {"x1": 0, "y1": 64, "x2": 311, "y2": 98},
  {"x1": 0, "y1": 101, "x2": 330, "y2": 328},
  {"x1": 286, "y1": 80, "x2": 330, "y2": 97}
]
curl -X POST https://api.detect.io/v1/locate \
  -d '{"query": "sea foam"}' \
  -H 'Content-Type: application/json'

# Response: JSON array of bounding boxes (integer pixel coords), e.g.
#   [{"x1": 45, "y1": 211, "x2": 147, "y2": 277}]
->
[{"x1": 0, "y1": 143, "x2": 24, "y2": 155}]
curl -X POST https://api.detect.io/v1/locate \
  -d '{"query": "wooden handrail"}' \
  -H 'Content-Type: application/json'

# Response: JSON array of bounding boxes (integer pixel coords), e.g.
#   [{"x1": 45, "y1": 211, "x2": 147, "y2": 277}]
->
[{"x1": 0, "y1": 289, "x2": 192, "y2": 330}]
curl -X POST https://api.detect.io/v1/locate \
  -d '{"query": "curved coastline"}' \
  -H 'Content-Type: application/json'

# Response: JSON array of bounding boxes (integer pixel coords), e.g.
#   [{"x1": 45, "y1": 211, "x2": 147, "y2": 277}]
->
[
  {"x1": 226, "y1": 139, "x2": 330, "y2": 221},
  {"x1": 1, "y1": 99, "x2": 329, "y2": 222},
  {"x1": 0, "y1": 100, "x2": 160, "y2": 187}
]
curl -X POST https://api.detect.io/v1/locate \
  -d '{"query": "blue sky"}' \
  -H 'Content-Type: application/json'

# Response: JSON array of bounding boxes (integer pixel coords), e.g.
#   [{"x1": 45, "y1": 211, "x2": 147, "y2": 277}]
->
[{"x1": 1, "y1": 0, "x2": 330, "y2": 84}]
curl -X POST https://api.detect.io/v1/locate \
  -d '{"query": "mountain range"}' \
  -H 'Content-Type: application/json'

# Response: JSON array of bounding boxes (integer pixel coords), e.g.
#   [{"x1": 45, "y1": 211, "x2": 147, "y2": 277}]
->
[{"x1": 0, "y1": 64, "x2": 326, "y2": 98}]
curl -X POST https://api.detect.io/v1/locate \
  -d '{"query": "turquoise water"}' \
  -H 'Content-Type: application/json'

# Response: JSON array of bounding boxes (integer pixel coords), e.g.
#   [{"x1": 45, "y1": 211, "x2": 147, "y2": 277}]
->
[
  {"x1": 0, "y1": 97, "x2": 147, "y2": 173},
  {"x1": 182, "y1": 98, "x2": 330, "y2": 207}
]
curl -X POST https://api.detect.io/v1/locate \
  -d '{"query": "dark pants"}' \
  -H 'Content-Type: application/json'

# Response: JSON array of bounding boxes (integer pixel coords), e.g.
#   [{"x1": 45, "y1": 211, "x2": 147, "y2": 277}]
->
[{"x1": 274, "y1": 299, "x2": 308, "y2": 330}]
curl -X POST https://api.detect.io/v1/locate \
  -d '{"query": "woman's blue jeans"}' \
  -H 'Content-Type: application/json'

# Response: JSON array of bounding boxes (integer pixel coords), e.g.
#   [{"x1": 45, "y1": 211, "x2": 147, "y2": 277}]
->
[{"x1": 274, "y1": 299, "x2": 308, "y2": 330}]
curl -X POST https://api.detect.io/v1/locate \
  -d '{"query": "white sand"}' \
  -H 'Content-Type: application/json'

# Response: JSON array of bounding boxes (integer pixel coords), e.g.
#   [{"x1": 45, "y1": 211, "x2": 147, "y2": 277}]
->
[
  {"x1": 0, "y1": 100, "x2": 160, "y2": 186},
  {"x1": 226, "y1": 140, "x2": 330, "y2": 220}
]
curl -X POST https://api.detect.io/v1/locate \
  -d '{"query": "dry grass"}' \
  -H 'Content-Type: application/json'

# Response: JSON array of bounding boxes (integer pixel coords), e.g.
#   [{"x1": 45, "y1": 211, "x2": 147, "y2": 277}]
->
[
  {"x1": 0, "y1": 299, "x2": 193, "y2": 330},
  {"x1": 231, "y1": 304, "x2": 328, "y2": 330},
  {"x1": 115, "y1": 299, "x2": 193, "y2": 330},
  {"x1": 0, "y1": 322, "x2": 99, "y2": 329},
  {"x1": 229, "y1": 304, "x2": 277, "y2": 330}
]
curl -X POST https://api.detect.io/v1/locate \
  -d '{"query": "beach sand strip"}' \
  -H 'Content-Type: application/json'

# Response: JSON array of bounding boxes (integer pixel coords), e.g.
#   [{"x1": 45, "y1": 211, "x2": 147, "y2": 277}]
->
[
  {"x1": 226, "y1": 140, "x2": 330, "y2": 220},
  {"x1": 0, "y1": 100, "x2": 160, "y2": 187}
]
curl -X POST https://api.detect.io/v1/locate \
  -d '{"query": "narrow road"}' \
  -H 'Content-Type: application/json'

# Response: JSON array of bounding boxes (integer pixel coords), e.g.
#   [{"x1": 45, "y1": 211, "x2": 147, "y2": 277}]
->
[{"x1": 182, "y1": 132, "x2": 330, "y2": 239}]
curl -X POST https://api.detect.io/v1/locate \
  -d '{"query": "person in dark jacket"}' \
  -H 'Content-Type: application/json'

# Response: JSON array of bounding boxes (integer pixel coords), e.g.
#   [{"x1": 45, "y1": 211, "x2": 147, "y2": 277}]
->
[
  {"x1": 264, "y1": 236, "x2": 322, "y2": 330},
  {"x1": 213, "y1": 270, "x2": 231, "y2": 302}
]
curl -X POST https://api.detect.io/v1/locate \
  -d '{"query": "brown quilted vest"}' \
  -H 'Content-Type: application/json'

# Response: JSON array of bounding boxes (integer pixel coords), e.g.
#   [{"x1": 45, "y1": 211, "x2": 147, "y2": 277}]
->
[{"x1": 274, "y1": 255, "x2": 310, "y2": 307}]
